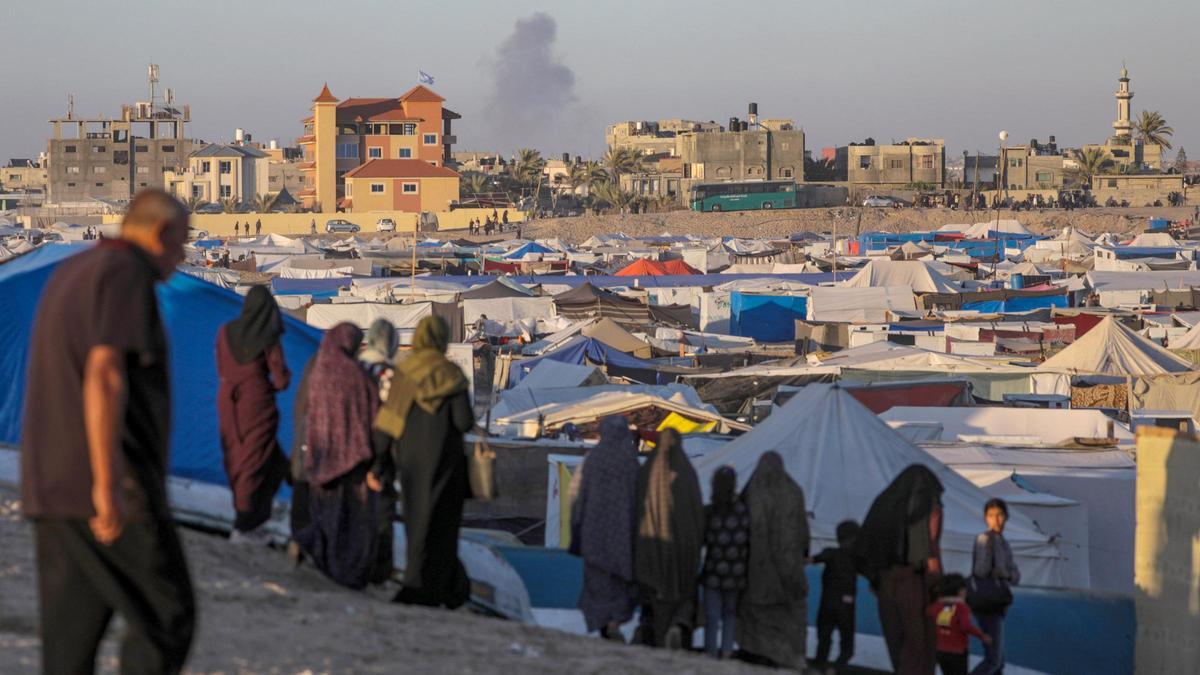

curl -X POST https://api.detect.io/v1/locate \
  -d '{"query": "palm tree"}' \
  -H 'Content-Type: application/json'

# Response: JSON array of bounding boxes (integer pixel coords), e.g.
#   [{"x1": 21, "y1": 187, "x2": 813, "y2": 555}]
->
[
  {"x1": 252, "y1": 193, "x2": 275, "y2": 213},
  {"x1": 219, "y1": 197, "x2": 240, "y2": 214},
  {"x1": 565, "y1": 162, "x2": 588, "y2": 197},
  {"x1": 506, "y1": 148, "x2": 546, "y2": 207},
  {"x1": 1069, "y1": 148, "x2": 1112, "y2": 187},
  {"x1": 184, "y1": 195, "x2": 208, "y2": 213},
  {"x1": 602, "y1": 147, "x2": 644, "y2": 192},
  {"x1": 591, "y1": 180, "x2": 635, "y2": 214},
  {"x1": 1134, "y1": 110, "x2": 1174, "y2": 150},
  {"x1": 463, "y1": 172, "x2": 488, "y2": 197}
]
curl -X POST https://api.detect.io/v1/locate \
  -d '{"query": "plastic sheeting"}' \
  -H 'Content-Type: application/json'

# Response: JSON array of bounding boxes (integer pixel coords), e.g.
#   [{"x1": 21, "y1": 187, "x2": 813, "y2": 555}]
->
[
  {"x1": 730, "y1": 292, "x2": 808, "y2": 342},
  {"x1": 841, "y1": 260, "x2": 960, "y2": 293},
  {"x1": 879, "y1": 407, "x2": 1134, "y2": 445},
  {"x1": 0, "y1": 243, "x2": 322, "y2": 487},
  {"x1": 808, "y1": 285, "x2": 917, "y2": 322},
  {"x1": 463, "y1": 296, "x2": 555, "y2": 326},
  {"x1": 1039, "y1": 316, "x2": 1194, "y2": 375},
  {"x1": 692, "y1": 384, "x2": 1070, "y2": 587},
  {"x1": 306, "y1": 301, "x2": 432, "y2": 330},
  {"x1": 506, "y1": 336, "x2": 670, "y2": 388}
]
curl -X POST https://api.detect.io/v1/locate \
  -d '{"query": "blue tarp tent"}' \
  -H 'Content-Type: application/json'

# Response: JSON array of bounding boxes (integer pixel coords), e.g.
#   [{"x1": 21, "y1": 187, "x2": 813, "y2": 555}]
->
[
  {"x1": 730, "y1": 292, "x2": 808, "y2": 342},
  {"x1": 271, "y1": 276, "x2": 349, "y2": 298},
  {"x1": 502, "y1": 242, "x2": 555, "y2": 259},
  {"x1": 507, "y1": 336, "x2": 669, "y2": 388},
  {"x1": 961, "y1": 293, "x2": 1069, "y2": 313},
  {"x1": 0, "y1": 244, "x2": 322, "y2": 487}
]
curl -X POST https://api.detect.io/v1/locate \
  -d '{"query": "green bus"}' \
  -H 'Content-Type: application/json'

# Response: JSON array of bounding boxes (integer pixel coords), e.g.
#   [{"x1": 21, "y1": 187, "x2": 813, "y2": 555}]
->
[{"x1": 688, "y1": 180, "x2": 797, "y2": 212}]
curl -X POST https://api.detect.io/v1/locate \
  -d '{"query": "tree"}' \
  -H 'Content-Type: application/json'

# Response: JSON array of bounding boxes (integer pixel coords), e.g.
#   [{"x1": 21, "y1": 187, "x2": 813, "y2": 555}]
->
[
  {"x1": 591, "y1": 180, "x2": 636, "y2": 214},
  {"x1": 602, "y1": 147, "x2": 644, "y2": 192},
  {"x1": 509, "y1": 148, "x2": 547, "y2": 207},
  {"x1": 220, "y1": 197, "x2": 240, "y2": 214},
  {"x1": 184, "y1": 195, "x2": 208, "y2": 213},
  {"x1": 252, "y1": 193, "x2": 275, "y2": 213},
  {"x1": 462, "y1": 172, "x2": 488, "y2": 196},
  {"x1": 1070, "y1": 148, "x2": 1112, "y2": 187},
  {"x1": 1134, "y1": 110, "x2": 1174, "y2": 150},
  {"x1": 1174, "y1": 148, "x2": 1188, "y2": 172}
]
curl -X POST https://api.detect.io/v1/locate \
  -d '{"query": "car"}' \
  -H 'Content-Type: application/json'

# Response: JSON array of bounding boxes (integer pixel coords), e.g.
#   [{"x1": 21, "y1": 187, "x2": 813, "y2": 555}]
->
[
  {"x1": 862, "y1": 196, "x2": 898, "y2": 207},
  {"x1": 196, "y1": 203, "x2": 225, "y2": 214},
  {"x1": 376, "y1": 218, "x2": 397, "y2": 232},
  {"x1": 325, "y1": 219, "x2": 360, "y2": 234}
]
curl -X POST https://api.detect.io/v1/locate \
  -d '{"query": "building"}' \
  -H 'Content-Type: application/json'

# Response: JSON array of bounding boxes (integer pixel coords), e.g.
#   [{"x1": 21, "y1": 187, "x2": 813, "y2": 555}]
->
[
  {"x1": 844, "y1": 138, "x2": 945, "y2": 189},
  {"x1": 606, "y1": 119, "x2": 721, "y2": 158},
  {"x1": 298, "y1": 83, "x2": 460, "y2": 212},
  {"x1": 163, "y1": 143, "x2": 269, "y2": 204},
  {"x1": 1, "y1": 159, "x2": 48, "y2": 193},
  {"x1": 342, "y1": 159, "x2": 460, "y2": 212},
  {"x1": 46, "y1": 66, "x2": 193, "y2": 204},
  {"x1": 1082, "y1": 68, "x2": 1165, "y2": 172},
  {"x1": 997, "y1": 137, "x2": 1076, "y2": 191}
]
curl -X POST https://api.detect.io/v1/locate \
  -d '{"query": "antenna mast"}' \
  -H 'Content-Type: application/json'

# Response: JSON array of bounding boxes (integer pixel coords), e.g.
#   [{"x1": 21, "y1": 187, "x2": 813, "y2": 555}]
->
[{"x1": 148, "y1": 63, "x2": 160, "y2": 112}]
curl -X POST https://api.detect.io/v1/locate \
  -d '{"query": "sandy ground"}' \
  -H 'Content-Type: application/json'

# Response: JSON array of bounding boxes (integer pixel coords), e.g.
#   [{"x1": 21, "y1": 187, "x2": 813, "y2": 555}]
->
[
  {"x1": 0, "y1": 491, "x2": 767, "y2": 675},
  {"x1": 515, "y1": 205, "x2": 1193, "y2": 244}
]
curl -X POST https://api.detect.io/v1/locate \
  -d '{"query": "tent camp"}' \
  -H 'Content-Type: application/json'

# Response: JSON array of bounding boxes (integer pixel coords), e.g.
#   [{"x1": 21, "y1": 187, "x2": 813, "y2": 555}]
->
[
  {"x1": 963, "y1": 219, "x2": 1033, "y2": 238},
  {"x1": 0, "y1": 243, "x2": 321, "y2": 487},
  {"x1": 614, "y1": 258, "x2": 699, "y2": 276},
  {"x1": 692, "y1": 384, "x2": 1071, "y2": 586},
  {"x1": 1038, "y1": 316, "x2": 1194, "y2": 376},
  {"x1": 841, "y1": 259, "x2": 960, "y2": 294},
  {"x1": 553, "y1": 282, "x2": 651, "y2": 327}
]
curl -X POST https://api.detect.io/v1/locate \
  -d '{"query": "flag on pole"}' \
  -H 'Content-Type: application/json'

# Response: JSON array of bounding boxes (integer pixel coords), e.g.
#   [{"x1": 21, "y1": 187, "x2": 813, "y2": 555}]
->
[{"x1": 418, "y1": 70, "x2": 435, "y2": 86}]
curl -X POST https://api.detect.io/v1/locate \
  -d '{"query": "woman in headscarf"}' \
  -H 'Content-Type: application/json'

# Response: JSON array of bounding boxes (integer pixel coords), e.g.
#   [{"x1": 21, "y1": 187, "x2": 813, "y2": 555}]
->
[
  {"x1": 358, "y1": 318, "x2": 399, "y2": 584},
  {"x1": 570, "y1": 416, "x2": 640, "y2": 640},
  {"x1": 736, "y1": 451, "x2": 810, "y2": 669},
  {"x1": 857, "y1": 464, "x2": 944, "y2": 675},
  {"x1": 359, "y1": 318, "x2": 398, "y2": 401},
  {"x1": 634, "y1": 427, "x2": 704, "y2": 649},
  {"x1": 370, "y1": 315, "x2": 473, "y2": 608},
  {"x1": 216, "y1": 285, "x2": 290, "y2": 544},
  {"x1": 292, "y1": 322, "x2": 380, "y2": 589}
]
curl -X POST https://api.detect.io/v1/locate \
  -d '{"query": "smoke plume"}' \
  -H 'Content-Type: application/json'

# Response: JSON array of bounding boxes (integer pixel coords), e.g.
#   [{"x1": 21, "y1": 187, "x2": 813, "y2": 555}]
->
[{"x1": 485, "y1": 13, "x2": 589, "y2": 156}]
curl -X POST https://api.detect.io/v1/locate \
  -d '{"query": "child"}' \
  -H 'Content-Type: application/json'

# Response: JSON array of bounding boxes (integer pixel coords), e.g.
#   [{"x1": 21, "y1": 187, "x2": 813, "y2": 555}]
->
[
  {"x1": 813, "y1": 520, "x2": 860, "y2": 669},
  {"x1": 700, "y1": 466, "x2": 750, "y2": 659},
  {"x1": 926, "y1": 574, "x2": 991, "y2": 675}
]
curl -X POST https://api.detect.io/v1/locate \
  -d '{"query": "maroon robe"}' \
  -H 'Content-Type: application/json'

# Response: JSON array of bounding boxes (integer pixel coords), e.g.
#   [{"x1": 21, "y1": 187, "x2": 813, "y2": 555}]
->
[{"x1": 216, "y1": 325, "x2": 290, "y2": 531}]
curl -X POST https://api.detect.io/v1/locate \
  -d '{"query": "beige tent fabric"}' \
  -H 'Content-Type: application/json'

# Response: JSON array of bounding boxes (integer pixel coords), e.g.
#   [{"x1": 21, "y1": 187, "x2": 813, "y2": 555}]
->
[
  {"x1": 841, "y1": 260, "x2": 959, "y2": 293},
  {"x1": 581, "y1": 317, "x2": 653, "y2": 358},
  {"x1": 1038, "y1": 316, "x2": 1194, "y2": 376},
  {"x1": 1130, "y1": 373, "x2": 1200, "y2": 419},
  {"x1": 1169, "y1": 321, "x2": 1200, "y2": 351}
]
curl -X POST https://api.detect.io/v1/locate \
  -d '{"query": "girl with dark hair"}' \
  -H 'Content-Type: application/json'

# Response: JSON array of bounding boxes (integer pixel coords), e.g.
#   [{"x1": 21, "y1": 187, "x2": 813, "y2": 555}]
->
[
  {"x1": 970, "y1": 498, "x2": 1019, "y2": 675},
  {"x1": 700, "y1": 466, "x2": 750, "y2": 658}
]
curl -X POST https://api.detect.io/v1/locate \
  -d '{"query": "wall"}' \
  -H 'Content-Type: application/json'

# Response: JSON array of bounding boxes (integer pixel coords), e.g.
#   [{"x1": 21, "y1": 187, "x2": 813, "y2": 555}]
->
[
  {"x1": 105, "y1": 206, "x2": 525, "y2": 236},
  {"x1": 345, "y1": 176, "x2": 459, "y2": 213},
  {"x1": 1091, "y1": 175, "x2": 1186, "y2": 205}
]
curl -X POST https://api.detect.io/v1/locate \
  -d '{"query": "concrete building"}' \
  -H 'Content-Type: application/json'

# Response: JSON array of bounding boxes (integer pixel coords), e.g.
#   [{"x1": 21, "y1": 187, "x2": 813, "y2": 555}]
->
[
  {"x1": 164, "y1": 144, "x2": 269, "y2": 204},
  {"x1": 298, "y1": 83, "x2": 460, "y2": 212},
  {"x1": 342, "y1": 159, "x2": 460, "y2": 213},
  {"x1": 845, "y1": 138, "x2": 945, "y2": 189},
  {"x1": 1, "y1": 159, "x2": 48, "y2": 193},
  {"x1": 46, "y1": 68, "x2": 193, "y2": 204},
  {"x1": 997, "y1": 137, "x2": 1077, "y2": 191},
  {"x1": 606, "y1": 119, "x2": 722, "y2": 157}
]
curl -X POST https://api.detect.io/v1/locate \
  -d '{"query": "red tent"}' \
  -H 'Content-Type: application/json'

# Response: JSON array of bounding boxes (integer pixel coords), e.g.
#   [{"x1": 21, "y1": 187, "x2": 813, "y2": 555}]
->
[
  {"x1": 659, "y1": 259, "x2": 700, "y2": 275},
  {"x1": 614, "y1": 258, "x2": 669, "y2": 276}
]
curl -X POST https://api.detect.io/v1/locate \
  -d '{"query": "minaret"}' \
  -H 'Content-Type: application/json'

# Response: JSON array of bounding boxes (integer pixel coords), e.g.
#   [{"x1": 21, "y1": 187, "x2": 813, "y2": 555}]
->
[
  {"x1": 1112, "y1": 67, "x2": 1133, "y2": 143},
  {"x1": 313, "y1": 83, "x2": 339, "y2": 214}
]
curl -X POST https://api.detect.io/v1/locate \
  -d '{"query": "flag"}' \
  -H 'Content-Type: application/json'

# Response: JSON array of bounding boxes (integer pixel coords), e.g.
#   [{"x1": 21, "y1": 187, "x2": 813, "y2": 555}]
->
[{"x1": 418, "y1": 70, "x2": 435, "y2": 86}]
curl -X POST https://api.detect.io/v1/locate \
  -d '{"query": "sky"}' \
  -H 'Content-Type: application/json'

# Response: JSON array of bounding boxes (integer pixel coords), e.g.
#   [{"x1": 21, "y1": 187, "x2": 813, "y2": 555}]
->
[{"x1": 3, "y1": 0, "x2": 1197, "y2": 163}]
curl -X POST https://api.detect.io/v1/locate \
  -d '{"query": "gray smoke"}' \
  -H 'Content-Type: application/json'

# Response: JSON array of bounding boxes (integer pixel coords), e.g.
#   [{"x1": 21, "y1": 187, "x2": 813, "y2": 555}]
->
[{"x1": 485, "y1": 13, "x2": 586, "y2": 155}]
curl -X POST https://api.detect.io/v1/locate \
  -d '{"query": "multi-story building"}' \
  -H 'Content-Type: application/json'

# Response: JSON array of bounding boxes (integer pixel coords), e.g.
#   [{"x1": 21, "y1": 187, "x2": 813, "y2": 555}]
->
[
  {"x1": 46, "y1": 69, "x2": 193, "y2": 204},
  {"x1": 297, "y1": 83, "x2": 460, "y2": 213},
  {"x1": 845, "y1": 138, "x2": 945, "y2": 189},
  {"x1": 163, "y1": 144, "x2": 270, "y2": 204},
  {"x1": 342, "y1": 159, "x2": 460, "y2": 212},
  {"x1": 606, "y1": 119, "x2": 721, "y2": 157},
  {"x1": 1, "y1": 159, "x2": 48, "y2": 193},
  {"x1": 679, "y1": 122, "x2": 804, "y2": 186}
]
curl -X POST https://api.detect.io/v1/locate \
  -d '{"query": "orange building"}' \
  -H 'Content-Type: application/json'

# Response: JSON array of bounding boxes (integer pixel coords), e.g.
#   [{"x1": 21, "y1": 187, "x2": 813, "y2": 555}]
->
[
  {"x1": 297, "y1": 83, "x2": 461, "y2": 212},
  {"x1": 343, "y1": 159, "x2": 460, "y2": 212}
]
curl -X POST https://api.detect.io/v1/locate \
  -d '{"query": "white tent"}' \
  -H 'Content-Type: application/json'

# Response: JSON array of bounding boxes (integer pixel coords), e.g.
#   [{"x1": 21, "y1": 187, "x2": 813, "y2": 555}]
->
[
  {"x1": 808, "y1": 286, "x2": 917, "y2": 322},
  {"x1": 1128, "y1": 232, "x2": 1180, "y2": 248},
  {"x1": 1038, "y1": 316, "x2": 1193, "y2": 375},
  {"x1": 692, "y1": 384, "x2": 1069, "y2": 586},
  {"x1": 964, "y1": 219, "x2": 1032, "y2": 238},
  {"x1": 841, "y1": 260, "x2": 960, "y2": 293},
  {"x1": 306, "y1": 301, "x2": 432, "y2": 330},
  {"x1": 879, "y1": 407, "x2": 1134, "y2": 445},
  {"x1": 1169, "y1": 321, "x2": 1200, "y2": 350}
]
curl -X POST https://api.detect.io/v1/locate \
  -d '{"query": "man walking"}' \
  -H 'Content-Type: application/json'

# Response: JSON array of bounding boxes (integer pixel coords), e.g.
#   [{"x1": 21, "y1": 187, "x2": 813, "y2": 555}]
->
[{"x1": 22, "y1": 189, "x2": 196, "y2": 673}]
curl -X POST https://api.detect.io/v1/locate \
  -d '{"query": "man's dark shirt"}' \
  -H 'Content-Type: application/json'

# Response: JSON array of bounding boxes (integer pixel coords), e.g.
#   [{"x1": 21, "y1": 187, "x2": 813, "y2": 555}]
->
[{"x1": 21, "y1": 240, "x2": 170, "y2": 518}]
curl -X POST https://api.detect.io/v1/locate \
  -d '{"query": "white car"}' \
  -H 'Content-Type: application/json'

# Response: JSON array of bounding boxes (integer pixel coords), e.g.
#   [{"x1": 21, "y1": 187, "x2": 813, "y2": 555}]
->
[
  {"x1": 863, "y1": 196, "x2": 898, "y2": 207},
  {"x1": 376, "y1": 218, "x2": 397, "y2": 232}
]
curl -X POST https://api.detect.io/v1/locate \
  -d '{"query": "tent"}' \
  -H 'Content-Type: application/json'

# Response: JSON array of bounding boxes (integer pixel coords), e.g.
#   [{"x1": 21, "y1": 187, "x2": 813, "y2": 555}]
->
[
  {"x1": 692, "y1": 384, "x2": 1070, "y2": 586},
  {"x1": 1170, "y1": 321, "x2": 1200, "y2": 350},
  {"x1": 582, "y1": 317, "x2": 654, "y2": 358},
  {"x1": 503, "y1": 241, "x2": 556, "y2": 260},
  {"x1": 730, "y1": 291, "x2": 808, "y2": 342},
  {"x1": 507, "y1": 336, "x2": 671, "y2": 388},
  {"x1": 842, "y1": 259, "x2": 960, "y2": 293},
  {"x1": 964, "y1": 219, "x2": 1032, "y2": 238},
  {"x1": 0, "y1": 244, "x2": 321, "y2": 487},
  {"x1": 459, "y1": 277, "x2": 534, "y2": 299},
  {"x1": 1038, "y1": 316, "x2": 1194, "y2": 376},
  {"x1": 807, "y1": 285, "x2": 917, "y2": 322},
  {"x1": 614, "y1": 258, "x2": 699, "y2": 276},
  {"x1": 553, "y1": 282, "x2": 651, "y2": 327}
]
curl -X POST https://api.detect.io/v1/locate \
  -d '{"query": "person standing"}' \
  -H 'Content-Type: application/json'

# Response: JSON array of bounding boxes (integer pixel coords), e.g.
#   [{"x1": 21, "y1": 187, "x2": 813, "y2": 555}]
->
[
  {"x1": 736, "y1": 451, "x2": 810, "y2": 669},
  {"x1": 358, "y1": 318, "x2": 398, "y2": 584},
  {"x1": 215, "y1": 285, "x2": 290, "y2": 544},
  {"x1": 293, "y1": 322, "x2": 380, "y2": 589},
  {"x1": 634, "y1": 428, "x2": 704, "y2": 649},
  {"x1": 858, "y1": 465, "x2": 944, "y2": 675},
  {"x1": 700, "y1": 466, "x2": 750, "y2": 659},
  {"x1": 371, "y1": 315, "x2": 473, "y2": 608},
  {"x1": 813, "y1": 520, "x2": 861, "y2": 669},
  {"x1": 310, "y1": 218, "x2": 317, "y2": 235},
  {"x1": 929, "y1": 574, "x2": 991, "y2": 675},
  {"x1": 255, "y1": 219, "x2": 262, "y2": 236},
  {"x1": 570, "y1": 415, "x2": 640, "y2": 640},
  {"x1": 970, "y1": 498, "x2": 1019, "y2": 675},
  {"x1": 22, "y1": 189, "x2": 195, "y2": 673}
]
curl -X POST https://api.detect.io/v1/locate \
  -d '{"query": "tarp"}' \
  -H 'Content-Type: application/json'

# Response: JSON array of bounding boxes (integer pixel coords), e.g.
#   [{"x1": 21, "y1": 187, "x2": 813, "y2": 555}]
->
[
  {"x1": 692, "y1": 384, "x2": 1070, "y2": 586},
  {"x1": 271, "y1": 276, "x2": 349, "y2": 298},
  {"x1": 503, "y1": 241, "x2": 556, "y2": 260},
  {"x1": 581, "y1": 317, "x2": 654, "y2": 358},
  {"x1": 306, "y1": 301, "x2": 432, "y2": 330},
  {"x1": 506, "y1": 336, "x2": 670, "y2": 388},
  {"x1": 879, "y1": 407, "x2": 1135, "y2": 445},
  {"x1": 553, "y1": 282, "x2": 651, "y2": 327},
  {"x1": 462, "y1": 296, "x2": 555, "y2": 326},
  {"x1": 808, "y1": 285, "x2": 917, "y2": 322},
  {"x1": 458, "y1": 277, "x2": 534, "y2": 299},
  {"x1": 656, "y1": 411, "x2": 717, "y2": 435},
  {"x1": 1038, "y1": 316, "x2": 1194, "y2": 376},
  {"x1": 0, "y1": 243, "x2": 321, "y2": 487},
  {"x1": 843, "y1": 379, "x2": 972, "y2": 413},
  {"x1": 730, "y1": 291, "x2": 808, "y2": 342},
  {"x1": 842, "y1": 259, "x2": 960, "y2": 293}
]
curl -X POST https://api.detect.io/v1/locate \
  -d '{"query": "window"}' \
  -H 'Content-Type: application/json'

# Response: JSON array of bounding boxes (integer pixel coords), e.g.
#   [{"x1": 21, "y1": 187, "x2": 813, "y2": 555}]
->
[
  {"x1": 192, "y1": 185, "x2": 203, "y2": 198},
  {"x1": 1035, "y1": 171, "x2": 1053, "y2": 182},
  {"x1": 94, "y1": 182, "x2": 104, "y2": 187},
  {"x1": 219, "y1": 161, "x2": 232, "y2": 174},
  {"x1": 66, "y1": 166, "x2": 80, "y2": 174},
  {"x1": 201, "y1": 161, "x2": 211, "y2": 173},
  {"x1": 780, "y1": 167, "x2": 794, "y2": 178},
  {"x1": 113, "y1": 150, "x2": 129, "y2": 165},
  {"x1": 402, "y1": 182, "x2": 418, "y2": 194},
  {"x1": 136, "y1": 166, "x2": 149, "y2": 174},
  {"x1": 93, "y1": 166, "x2": 106, "y2": 174},
  {"x1": 1107, "y1": 179, "x2": 1118, "y2": 188},
  {"x1": 1009, "y1": 158, "x2": 1023, "y2": 167},
  {"x1": 370, "y1": 183, "x2": 385, "y2": 193},
  {"x1": 92, "y1": 145, "x2": 107, "y2": 153},
  {"x1": 138, "y1": 182, "x2": 147, "y2": 187},
  {"x1": 64, "y1": 145, "x2": 77, "y2": 153},
  {"x1": 398, "y1": 148, "x2": 412, "y2": 158},
  {"x1": 429, "y1": 160, "x2": 438, "y2": 167},
  {"x1": 135, "y1": 145, "x2": 148, "y2": 152},
  {"x1": 401, "y1": 123, "x2": 417, "y2": 135},
  {"x1": 859, "y1": 156, "x2": 872, "y2": 169},
  {"x1": 368, "y1": 147, "x2": 382, "y2": 159},
  {"x1": 66, "y1": 182, "x2": 76, "y2": 187},
  {"x1": 887, "y1": 159, "x2": 904, "y2": 169},
  {"x1": 220, "y1": 185, "x2": 232, "y2": 198},
  {"x1": 920, "y1": 155, "x2": 935, "y2": 170},
  {"x1": 336, "y1": 143, "x2": 359, "y2": 159},
  {"x1": 162, "y1": 145, "x2": 175, "y2": 153},
  {"x1": 423, "y1": 133, "x2": 438, "y2": 145},
  {"x1": 7, "y1": 174, "x2": 17, "y2": 181}
]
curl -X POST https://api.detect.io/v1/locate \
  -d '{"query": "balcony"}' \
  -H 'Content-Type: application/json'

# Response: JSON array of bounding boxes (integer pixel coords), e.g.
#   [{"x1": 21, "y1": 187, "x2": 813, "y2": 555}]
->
[
  {"x1": 297, "y1": 135, "x2": 316, "y2": 145},
  {"x1": 298, "y1": 161, "x2": 316, "y2": 171}
]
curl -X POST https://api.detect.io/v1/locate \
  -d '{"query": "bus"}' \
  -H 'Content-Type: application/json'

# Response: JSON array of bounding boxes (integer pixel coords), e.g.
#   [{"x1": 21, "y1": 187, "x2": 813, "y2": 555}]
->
[{"x1": 687, "y1": 180, "x2": 797, "y2": 212}]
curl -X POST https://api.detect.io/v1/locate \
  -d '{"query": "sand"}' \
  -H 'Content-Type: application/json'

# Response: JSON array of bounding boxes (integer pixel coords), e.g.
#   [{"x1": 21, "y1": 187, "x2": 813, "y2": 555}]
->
[{"x1": 0, "y1": 491, "x2": 765, "y2": 674}]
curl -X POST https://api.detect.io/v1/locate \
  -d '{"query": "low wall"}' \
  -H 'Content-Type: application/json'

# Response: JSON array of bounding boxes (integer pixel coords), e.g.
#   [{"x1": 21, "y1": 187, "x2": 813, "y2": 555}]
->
[{"x1": 102, "y1": 207, "x2": 525, "y2": 236}]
